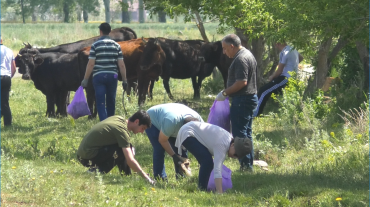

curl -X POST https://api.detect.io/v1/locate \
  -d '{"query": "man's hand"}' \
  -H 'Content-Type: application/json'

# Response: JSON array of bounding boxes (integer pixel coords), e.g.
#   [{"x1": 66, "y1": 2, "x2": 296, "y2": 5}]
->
[
  {"x1": 216, "y1": 91, "x2": 226, "y2": 101},
  {"x1": 81, "y1": 79, "x2": 89, "y2": 88},
  {"x1": 122, "y1": 81, "x2": 128, "y2": 91},
  {"x1": 172, "y1": 154, "x2": 192, "y2": 176}
]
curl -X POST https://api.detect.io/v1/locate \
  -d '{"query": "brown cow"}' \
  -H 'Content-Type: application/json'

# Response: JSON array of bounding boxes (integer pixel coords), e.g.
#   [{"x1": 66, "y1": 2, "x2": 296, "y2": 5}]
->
[{"x1": 78, "y1": 38, "x2": 165, "y2": 115}]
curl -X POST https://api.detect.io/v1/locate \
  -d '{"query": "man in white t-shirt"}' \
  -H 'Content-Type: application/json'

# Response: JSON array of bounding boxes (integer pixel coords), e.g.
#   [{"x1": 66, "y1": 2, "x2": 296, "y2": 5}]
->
[
  {"x1": 254, "y1": 42, "x2": 303, "y2": 117},
  {"x1": 0, "y1": 38, "x2": 16, "y2": 126},
  {"x1": 176, "y1": 121, "x2": 252, "y2": 193}
]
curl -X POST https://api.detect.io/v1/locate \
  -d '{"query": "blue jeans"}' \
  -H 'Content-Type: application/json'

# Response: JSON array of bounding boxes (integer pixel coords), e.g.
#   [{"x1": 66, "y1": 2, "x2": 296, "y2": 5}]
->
[
  {"x1": 145, "y1": 124, "x2": 188, "y2": 180},
  {"x1": 92, "y1": 73, "x2": 118, "y2": 121},
  {"x1": 230, "y1": 94, "x2": 258, "y2": 169},
  {"x1": 182, "y1": 137, "x2": 214, "y2": 190}
]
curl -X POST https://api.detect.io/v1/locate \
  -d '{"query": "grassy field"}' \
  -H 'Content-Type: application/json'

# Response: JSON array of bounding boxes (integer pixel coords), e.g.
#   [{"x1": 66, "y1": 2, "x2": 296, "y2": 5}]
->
[{"x1": 1, "y1": 23, "x2": 369, "y2": 206}]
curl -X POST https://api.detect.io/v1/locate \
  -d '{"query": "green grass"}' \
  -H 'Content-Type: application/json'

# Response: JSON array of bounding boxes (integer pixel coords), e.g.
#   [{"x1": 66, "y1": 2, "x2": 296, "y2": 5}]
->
[
  {"x1": 1, "y1": 23, "x2": 369, "y2": 206},
  {"x1": 2, "y1": 75, "x2": 369, "y2": 206}
]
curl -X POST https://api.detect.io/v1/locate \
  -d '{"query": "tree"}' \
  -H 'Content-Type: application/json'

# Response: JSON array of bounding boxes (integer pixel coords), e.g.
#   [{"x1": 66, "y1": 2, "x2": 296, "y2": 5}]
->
[
  {"x1": 76, "y1": 0, "x2": 99, "y2": 23},
  {"x1": 119, "y1": 0, "x2": 130, "y2": 23},
  {"x1": 103, "y1": 0, "x2": 110, "y2": 23},
  {"x1": 138, "y1": 0, "x2": 144, "y2": 23},
  {"x1": 4, "y1": 0, "x2": 40, "y2": 23}
]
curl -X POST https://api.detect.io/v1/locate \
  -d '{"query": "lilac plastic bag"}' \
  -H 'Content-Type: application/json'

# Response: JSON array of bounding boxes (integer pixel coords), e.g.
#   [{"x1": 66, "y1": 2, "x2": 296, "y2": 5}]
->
[
  {"x1": 207, "y1": 164, "x2": 232, "y2": 192},
  {"x1": 207, "y1": 98, "x2": 230, "y2": 132},
  {"x1": 67, "y1": 86, "x2": 91, "y2": 119}
]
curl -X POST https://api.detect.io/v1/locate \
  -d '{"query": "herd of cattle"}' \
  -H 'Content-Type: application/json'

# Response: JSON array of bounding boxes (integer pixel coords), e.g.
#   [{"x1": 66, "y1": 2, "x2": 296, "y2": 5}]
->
[{"x1": 15, "y1": 27, "x2": 233, "y2": 119}]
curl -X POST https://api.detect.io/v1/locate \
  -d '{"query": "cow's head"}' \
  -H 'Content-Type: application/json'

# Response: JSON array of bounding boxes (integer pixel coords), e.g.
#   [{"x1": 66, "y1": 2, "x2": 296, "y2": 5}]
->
[
  {"x1": 17, "y1": 48, "x2": 44, "y2": 77},
  {"x1": 200, "y1": 41, "x2": 221, "y2": 64},
  {"x1": 140, "y1": 38, "x2": 166, "y2": 72}
]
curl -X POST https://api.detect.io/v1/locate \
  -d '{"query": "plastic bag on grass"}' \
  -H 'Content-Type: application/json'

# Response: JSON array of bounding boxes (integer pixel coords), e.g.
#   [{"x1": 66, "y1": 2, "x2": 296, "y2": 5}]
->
[
  {"x1": 207, "y1": 164, "x2": 232, "y2": 192},
  {"x1": 207, "y1": 98, "x2": 230, "y2": 132},
  {"x1": 67, "y1": 86, "x2": 91, "y2": 119}
]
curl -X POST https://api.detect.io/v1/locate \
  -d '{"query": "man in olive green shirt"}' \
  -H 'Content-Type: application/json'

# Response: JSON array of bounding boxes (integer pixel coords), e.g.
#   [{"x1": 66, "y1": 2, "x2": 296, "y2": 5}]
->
[{"x1": 77, "y1": 110, "x2": 154, "y2": 184}]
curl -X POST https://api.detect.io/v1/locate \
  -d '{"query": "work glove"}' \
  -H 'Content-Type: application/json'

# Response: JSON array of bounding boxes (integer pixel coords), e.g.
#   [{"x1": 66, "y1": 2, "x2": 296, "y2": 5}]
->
[
  {"x1": 122, "y1": 81, "x2": 128, "y2": 91},
  {"x1": 215, "y1": 91, "x2": 226, "y2": 101},
  {"x1": 81, "y1": 79, "x2": 89, "y2": 88},
  {"x1": 172, "y1": 154, "x2": 192, "y2": 176}
]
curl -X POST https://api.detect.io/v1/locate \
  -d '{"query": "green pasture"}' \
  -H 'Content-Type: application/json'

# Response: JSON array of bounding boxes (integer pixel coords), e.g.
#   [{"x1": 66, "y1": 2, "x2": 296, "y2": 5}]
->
[{"x1": 1, "y1": 23, "x2": 369, "y2": 206}]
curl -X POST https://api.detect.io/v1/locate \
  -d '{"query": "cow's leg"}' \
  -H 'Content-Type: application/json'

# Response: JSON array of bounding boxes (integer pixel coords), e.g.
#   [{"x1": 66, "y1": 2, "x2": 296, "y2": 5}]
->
[
  {"x1": 138, "y1": 78, "x2": 151, "y2": 106},
  {"x1": 46, "y1": 94, "x2": 56, "y2": 117},
  {"x1": 162, "y1": 77, "x2": 174, "y2": 100},
  {"x1": 148, "y1": 80, "x2": 155, "y2": 100},
  {"x1": 86, "y1": 85, "x2": 96, "y2": 119},
  {"x1": 57, "y1": 90, "x2": 69, "y2": 117},
  {"x1": 191, "y1": 76, "x2": 201, "y2": 99}
]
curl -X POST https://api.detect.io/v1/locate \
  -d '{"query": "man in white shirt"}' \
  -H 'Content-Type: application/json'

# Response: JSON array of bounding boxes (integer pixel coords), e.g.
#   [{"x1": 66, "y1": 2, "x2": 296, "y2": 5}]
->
[
  {"x1": 176, "y1": 121, "x2": 252, "y2": 193},
  {"x1": 0, "y1": 38, "x2": 16, "y2": 126},
  {"x1": 254, "y1": 42, "x2": 303, "y2": 117}
]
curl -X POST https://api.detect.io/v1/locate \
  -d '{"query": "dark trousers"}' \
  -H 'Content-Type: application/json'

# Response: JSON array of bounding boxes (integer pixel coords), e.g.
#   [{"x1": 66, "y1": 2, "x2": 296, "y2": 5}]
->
[
  {"x1": 230, "y1": 94, "x2": 258, "y2": 169},
  {"x1": 145, "y1": 124, "x2": 188, "y2": 180},
  {"x1": 182, "y1": 137, "x2": 214, "y2": 190},
  {"x1": 77, "y1": 144, "x2": 131, "y2": 175},
  {"x1": 254, "y1": 76, "x2": 288, "y2": 117},
  {"x1": 92, "y1": 73, "x2": 118, "y2": 121},
  {"x1": 1, "y1": 75, "x2": 12, "y2": 126}
]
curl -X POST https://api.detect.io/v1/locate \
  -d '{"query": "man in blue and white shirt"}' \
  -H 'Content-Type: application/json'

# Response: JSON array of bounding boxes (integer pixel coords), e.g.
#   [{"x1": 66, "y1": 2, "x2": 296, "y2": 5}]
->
[
  {"x1": 81, "y1": 23, "x2": 127, "y2": 121},
  {"x1": 254, "y1": 42, "x2": 303, "y2": 117},
  {"x1": 0, "y1": 38, "x2": 16, "y2": 126}
]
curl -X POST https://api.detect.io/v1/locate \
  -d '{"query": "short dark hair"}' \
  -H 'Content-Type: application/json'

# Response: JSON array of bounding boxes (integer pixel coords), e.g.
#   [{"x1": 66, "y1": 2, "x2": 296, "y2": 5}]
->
[
  {"x1": 229, "y1": 139, "x2": 238, "y2": 157},
  {"x1": 183, "y1": 116, "x2": 200, "y2": 125},
  {"x1": 129, "y1": 110, "x2": 151, "y2": 127},
  {"x1": 222, "y1": 34, "x2": 241, "y2": 47},
  {"x1": 99, "y1": 23, "x2": 111, "y2": 35}
]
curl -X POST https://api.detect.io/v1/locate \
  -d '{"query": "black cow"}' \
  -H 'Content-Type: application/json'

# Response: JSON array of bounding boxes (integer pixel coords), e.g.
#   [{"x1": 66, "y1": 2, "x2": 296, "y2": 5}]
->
[
  {"x1": 16, "y1": 27, "x2": 137, "y2": 118},
  {"x1": 17, "y1": 27, "x2": 137, "y2": 80},
  {"x1": 17, "y1": 49, "x2": 81, "y2": 117},
  {"x1": 200, "y1": 41, "x2": 232, "y2": 88},
  {"x1": 140, "y1": 38, "x2": 215, "y2": 100}
]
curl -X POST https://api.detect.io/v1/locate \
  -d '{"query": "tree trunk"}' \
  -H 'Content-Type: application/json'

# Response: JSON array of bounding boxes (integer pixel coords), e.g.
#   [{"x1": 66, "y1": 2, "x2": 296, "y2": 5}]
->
[
  {"x1": 327, "y1": 36, "x2": 348, "y2": 69},
  {"x1": 63, "y1": 1, "x2": 70, "y2": 23},
  {"x1": 304, "y1": 38, "x2": 333, "y2": 96},
  {"x1": 193, "y1": 11, "x2": 209, "y2": 42},
  {"x1": 103, "y1": 0, "x2": 110, "y2": 23},
  {"x1": 264, "y1": 43, "x2": 279, "y2": 79},
  {"x1": 21, "y1": 0, "x2": 25, "y2": 23},
  {"x1": 121, "y1": 0, "x2": 130, "y2": 23},
  {"x1": 158, "y1": 10, "x2": 166, "y2": 23},
  {"x1": 32, "y1": 8, "x2": 37, "y2": 22},
  {"x1": 235, "y1": 28, "x2": 251, "y2": 49},
  {"x1": 251, "y1": 36, "x2": 266, "y2": 89},
  {"x1": 355, "y1": 41, "x2": 369, "y2": 91},
  {"x1": 138, "y1": 0, "x2": 144, "y2": 23},
  {"x1": 83, "y1": 9, "x2": 88, "y2": 23},
  {"x1": 77, "y1": 8, "x2": 82, "y2": 22}
]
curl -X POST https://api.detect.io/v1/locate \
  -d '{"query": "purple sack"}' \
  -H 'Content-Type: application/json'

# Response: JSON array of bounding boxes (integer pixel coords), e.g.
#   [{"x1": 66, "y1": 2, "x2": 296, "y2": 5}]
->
[
  {"x1": 67, "y1": 86, "x2": 91, "y2": 119},
  {"x1": 207, "y1": 164, "x2": 233, "y2": 192},
  {"x1": 207, "y1": 98, "x2": 230, "y2": 132}
]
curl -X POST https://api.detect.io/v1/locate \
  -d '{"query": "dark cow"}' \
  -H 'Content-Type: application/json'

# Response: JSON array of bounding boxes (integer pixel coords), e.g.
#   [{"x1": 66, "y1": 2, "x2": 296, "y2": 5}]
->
[
  {"x1": 17, "y1": 49, "x2": 81, "y2": 117},
  {"x1": 17, "y1": 27, "x2": 137, "y2": 80},
  {"x1": 200, "y1": 41, "x2": 233, "y2": 88},
  {"x1": 78, "y1": 38, "x2": 166, "y2": 113},
  {"x1": 141, "y1": 38, "x2": 215, "y2": 100}
]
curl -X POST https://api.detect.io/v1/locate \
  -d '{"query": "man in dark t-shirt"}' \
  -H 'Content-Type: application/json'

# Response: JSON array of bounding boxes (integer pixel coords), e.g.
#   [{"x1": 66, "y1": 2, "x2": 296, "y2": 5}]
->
[
  {"x1": 77, "y1": 110, "x2": 155, "y2": 184},
  {"x1": 215, "y1": 34, "x2": 258, "y2": 171}
]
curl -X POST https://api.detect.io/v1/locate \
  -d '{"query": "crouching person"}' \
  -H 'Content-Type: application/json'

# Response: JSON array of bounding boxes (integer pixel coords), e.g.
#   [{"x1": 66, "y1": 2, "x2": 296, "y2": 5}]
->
[
  {"x1": 176, "y1": 121, "x2": 252, "y2": 193},
  {"x1": 77, "y1": 110, "x2": 155, "y2": 184}
]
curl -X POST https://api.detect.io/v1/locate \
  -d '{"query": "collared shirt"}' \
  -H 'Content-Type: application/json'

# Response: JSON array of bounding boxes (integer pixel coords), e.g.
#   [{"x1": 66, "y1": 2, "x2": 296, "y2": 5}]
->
[
  {"x1": 147, "y1": 103, "x2": 204, "y2": 138},
  {"x1": 279, "y1": 45, "x2": 299, "y2": 78},
  {"x1": 89, "y1": 36, "x2": 123, "y2": 77},
  {"x1": 226, "y1": 47, "x2": 257, "y2": 96},
  {"x1": 1, "y1": 44, "x2": 14, "y2": 77}
]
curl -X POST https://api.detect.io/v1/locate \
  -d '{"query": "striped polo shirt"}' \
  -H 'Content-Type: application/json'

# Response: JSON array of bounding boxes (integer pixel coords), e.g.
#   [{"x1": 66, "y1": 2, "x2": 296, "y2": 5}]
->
[{"x1": 89, "y1": 36, "x2": 123, "y2": 77}]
